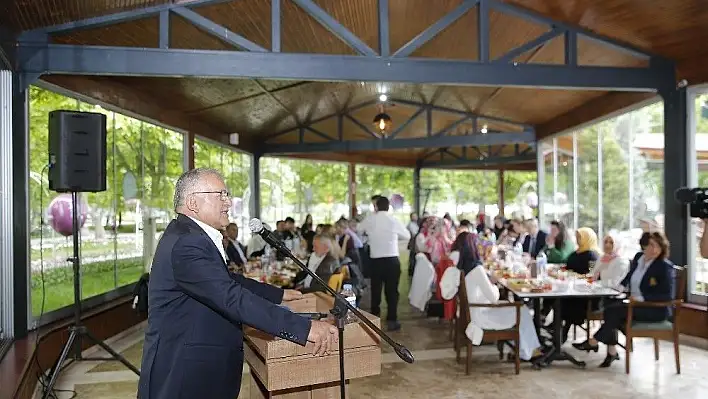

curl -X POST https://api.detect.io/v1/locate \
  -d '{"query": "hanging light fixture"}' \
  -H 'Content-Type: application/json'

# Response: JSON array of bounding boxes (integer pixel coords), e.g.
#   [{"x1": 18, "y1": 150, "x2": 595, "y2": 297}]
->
[{"x1": 373, "y1": 112, "x2": 392, "y2": 132}]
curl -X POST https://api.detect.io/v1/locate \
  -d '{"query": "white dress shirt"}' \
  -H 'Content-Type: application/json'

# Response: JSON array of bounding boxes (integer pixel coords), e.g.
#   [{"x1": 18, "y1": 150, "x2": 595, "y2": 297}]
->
[
  {"x1": 359, "y1": 211, "x2": 410, "y2": 258},
  {"x1": 304, "y1": 253, "x2": 325, "y2": 288},
  {"x1": 230, "y1": 238, "x2": 247, "y2": 263},
  {"x1": 188, "y1": 216, "x2": 227, "y2": 263}
]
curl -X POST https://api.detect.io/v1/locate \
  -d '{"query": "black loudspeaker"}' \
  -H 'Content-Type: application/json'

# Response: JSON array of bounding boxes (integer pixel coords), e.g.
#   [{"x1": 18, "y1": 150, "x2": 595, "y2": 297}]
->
[{"x1": 48, "y1": 110, "x2": 107, "y2": 193}]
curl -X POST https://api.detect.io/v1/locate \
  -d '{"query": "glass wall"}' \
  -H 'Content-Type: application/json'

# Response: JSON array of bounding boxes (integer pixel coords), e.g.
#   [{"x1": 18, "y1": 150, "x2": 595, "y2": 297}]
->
[
  {"x1": 502, "y1": 170, "x2": 539, "y2": 219},
  {"x1": 355, "y1": 164, "x2": 413, "y2": 223},
  {"x1": 260, "y1": 157, "x2": 349, "y2": 228},
  {"x1": 688, "y1": 88, "x2": 708, "y2": 304},
  {"x1": 539, "y1": 102, "x2": 664, "y2": 263},
  {"x1": 419, "y1": 169, "x2": 500, "y2": 221},
  {"x1": 29, "y1": 87, "x2": 184, "y2": 317},
  {"x1": 194, "y1": 137, "x2": 252, "y2": 241}
]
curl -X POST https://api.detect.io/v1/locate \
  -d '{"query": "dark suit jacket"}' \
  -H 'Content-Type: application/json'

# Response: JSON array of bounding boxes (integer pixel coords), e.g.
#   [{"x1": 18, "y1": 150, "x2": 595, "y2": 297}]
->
[
  {"x1": 138, "y1": 214, "x2": 311, "y2": 399},
  {"x1": 225, "y1": 240, "x2": 248, "y2": 266},
  {"x1": 523, "y1": 230, "x2": 548, "y2": 258},
  {"x1": 620, "y1": 257, "x2": 674, "y2": 321},
  {"x1": 295, "y1": 253, "x2": 339, "y2": 293}
]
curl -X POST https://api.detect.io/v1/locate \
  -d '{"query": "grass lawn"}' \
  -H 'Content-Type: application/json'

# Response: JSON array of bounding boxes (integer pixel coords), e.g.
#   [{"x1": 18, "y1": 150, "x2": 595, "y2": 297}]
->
[{"x1": 31, "y1": 258, "x2": 145, "y2": 316}]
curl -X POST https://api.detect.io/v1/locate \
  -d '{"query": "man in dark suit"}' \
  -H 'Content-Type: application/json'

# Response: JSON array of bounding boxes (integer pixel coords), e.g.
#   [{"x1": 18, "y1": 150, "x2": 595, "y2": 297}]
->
[
  {"x1": 138, "y1": 168, "x2": 337, "y2": 399},
  {"x1": 223, "y1": 222, "x2": 248, "y2": 268},
  {"x1": 522, "y1": 218, "x2": 547, "y2": 258},
  {"x1": 294, "y1": 234, "x2": 339, "y2": 293}
]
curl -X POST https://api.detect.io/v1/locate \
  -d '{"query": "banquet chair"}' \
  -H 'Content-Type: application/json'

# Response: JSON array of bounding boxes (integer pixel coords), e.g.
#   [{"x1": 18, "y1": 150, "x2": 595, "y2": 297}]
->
[
  {"x1": 622, "y1": 265, "x2": 685, "y2": 374},
  {"x1": 328, "y1": 271, "x2": 345, "y2": 293},
  {"x1": 456, "y1": 273, "x2": 522, "y2": 375}
]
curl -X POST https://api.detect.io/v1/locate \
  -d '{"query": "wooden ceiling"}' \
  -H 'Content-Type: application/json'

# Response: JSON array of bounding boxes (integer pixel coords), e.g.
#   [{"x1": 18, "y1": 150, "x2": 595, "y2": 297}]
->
[{"x1": 2, "y1": 0, "x2": 708, "y2": 170}]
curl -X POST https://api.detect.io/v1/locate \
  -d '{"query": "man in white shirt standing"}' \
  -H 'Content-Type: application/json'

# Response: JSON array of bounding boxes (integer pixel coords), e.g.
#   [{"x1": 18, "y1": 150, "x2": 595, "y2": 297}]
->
[{"x1": 359, "y1": 196, "x2": 410, "y2": 331}]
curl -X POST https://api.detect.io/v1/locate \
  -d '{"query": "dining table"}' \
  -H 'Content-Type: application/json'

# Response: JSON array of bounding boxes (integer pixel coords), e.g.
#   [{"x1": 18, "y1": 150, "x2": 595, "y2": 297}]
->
[{"x1": 485, "y1": 261, "x2": 621, "y2": 368}]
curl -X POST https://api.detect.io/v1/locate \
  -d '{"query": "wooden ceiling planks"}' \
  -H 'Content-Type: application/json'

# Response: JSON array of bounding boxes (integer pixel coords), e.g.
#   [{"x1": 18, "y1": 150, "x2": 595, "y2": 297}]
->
[{"x1": 9, "y1": 0, "x2": 708, "y2": 169}]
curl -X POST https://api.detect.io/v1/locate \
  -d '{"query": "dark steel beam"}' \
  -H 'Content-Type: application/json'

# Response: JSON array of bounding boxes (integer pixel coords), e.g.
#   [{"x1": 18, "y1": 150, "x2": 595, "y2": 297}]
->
[
  {"x1": 434, "y1": 115, "x2": 473, "y2": 137},
  {"x1": 378, "y1": 0, "x2": 390, "y2": 57},
  {"x1": 387, "y1": 106, "x2": 425, "y2": 139},
  {"x1": 488, "y1": 0, "x2": 656, "y2": 60},
  {"x1": 172, "y1": 7, "x2": 267, "y2": 52},
  {"x1": 477, "y1": 0, "x2": 490, "y2": 62},
  {"x1": 262, "y1": 131, "x2": 534, "y2": 154},
  {"x1": 565, "y1": 31, "x2": 578, "y2": 66},
  {"x1": 159, "y1": 10, "x2": 169, "y2": 49},
  {"x1": 393, "y1": 0, "x2": 478, "y2": 58},
  {"x1": 390, "y1": 98, "x2": 530, "y2": 129},
  {"x1": 272, "y1": 0, "x2": 281, "y2": 52},
  {"x1": 344, "y1": 113, "x2": 379, "y2": 139},
  {"x1": 19, "y1": 44, "x2": 666, "y2": 91},
  {"x1": 422, "y1": 153, "x2": 536, "y2": 168},
  {"x1": 19, "y1": 0, "x2": 232, "y2": 37},
  {"x1": 305, "y1": 126, "x2": 336, "y2": 141},
  {"x1": 291, "y1": 0, "x2": 377, "y2": 56},
  {"x1": 495, "y1": 28, "x2": 563, "y2": 64},
  {"x1": 0, "y1": 26, "x2": 15, "y2": 70}
]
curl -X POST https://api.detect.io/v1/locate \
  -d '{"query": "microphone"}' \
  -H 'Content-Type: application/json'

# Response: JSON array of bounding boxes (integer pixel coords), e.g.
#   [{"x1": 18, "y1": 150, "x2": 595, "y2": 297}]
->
[{"x1": 248, "y1": 218, "x2": 282, "y2": 247}]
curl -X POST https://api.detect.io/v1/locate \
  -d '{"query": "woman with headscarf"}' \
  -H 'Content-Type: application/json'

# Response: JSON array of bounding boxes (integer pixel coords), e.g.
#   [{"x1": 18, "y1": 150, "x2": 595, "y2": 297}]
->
[
  {"x1": 439, "y1": 230, "x2": 542, "y2": 361},
  {"x1": 426, "y1": 217, "x2": 453, "y2": 265},
  {"x1": 558, "y1": 227, "x2": 600, "y2": 343},
  {"x1": 592, "y1": 232, "x2": 630, "y2": 290}
]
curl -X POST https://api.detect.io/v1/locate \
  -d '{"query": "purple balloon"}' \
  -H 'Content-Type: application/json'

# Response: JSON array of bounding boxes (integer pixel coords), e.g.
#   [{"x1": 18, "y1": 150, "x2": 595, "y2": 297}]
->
[
  {"x1": 48, "y1": 194, "x2": 87, "y2": 236},
  {"x1": 390, "y1": 194, "x2": 404, "y2": 210}
]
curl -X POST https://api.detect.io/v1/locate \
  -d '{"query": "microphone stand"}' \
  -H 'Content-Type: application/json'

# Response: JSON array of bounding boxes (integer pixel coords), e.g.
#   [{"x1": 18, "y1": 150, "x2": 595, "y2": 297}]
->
[{"x1": 259, "y1": 231, "x2": 414, "y2": 399}]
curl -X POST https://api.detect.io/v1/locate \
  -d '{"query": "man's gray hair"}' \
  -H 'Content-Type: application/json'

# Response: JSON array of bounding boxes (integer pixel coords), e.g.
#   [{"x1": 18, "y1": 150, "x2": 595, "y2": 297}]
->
[{"x1": 173, "y1": 167, "x2": 224, "y2": 211}]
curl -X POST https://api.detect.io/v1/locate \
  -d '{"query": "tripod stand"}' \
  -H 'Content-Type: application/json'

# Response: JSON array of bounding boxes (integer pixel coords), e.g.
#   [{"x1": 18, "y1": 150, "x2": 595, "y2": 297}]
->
[{"x1": 41, "y1": 192, "x2": 140, "y2": 398}]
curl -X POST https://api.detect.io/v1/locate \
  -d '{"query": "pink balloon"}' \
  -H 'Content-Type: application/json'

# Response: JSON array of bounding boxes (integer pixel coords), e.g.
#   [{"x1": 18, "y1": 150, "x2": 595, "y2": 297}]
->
[
  {"x1": 390, "y1": 194, "x2": 404, "y2": 210},
  {"x1": 48, "y1": 194, "x2": 87, "y2": 236}
]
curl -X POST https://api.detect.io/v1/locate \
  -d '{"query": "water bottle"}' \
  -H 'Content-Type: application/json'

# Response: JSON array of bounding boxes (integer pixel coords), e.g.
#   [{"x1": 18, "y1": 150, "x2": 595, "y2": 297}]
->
[
  {"x1": 536, "y1": 252, "x2": 547, "y2": 280},
  {"x1": 340, "y1": 284, "x2": 358, "y2": 323}
]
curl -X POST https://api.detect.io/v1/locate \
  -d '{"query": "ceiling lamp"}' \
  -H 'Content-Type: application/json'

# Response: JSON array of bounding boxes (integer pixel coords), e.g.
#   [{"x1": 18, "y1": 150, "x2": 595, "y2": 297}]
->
[{"x1": 373, "y1": 112, "x2": 392, "y2": 132}]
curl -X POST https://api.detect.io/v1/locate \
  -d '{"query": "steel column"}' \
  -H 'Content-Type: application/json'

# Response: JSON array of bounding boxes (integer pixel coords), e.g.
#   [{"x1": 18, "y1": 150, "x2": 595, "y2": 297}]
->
[
  {"x1": 0, "y1": 26, "x2": 14, "y2": 70},
  {"x1": 0, "y1": 70, "x2": 14, "y2": 339},
  {"x1": 413, "y1": 164, "x2": 421, "y2": 216},
  {"x1": 250, "y1": 153, "x2": 261, "y2": 219},
  {"x1": 184, "y1": 131, "x2": 195, "y2": 171},
  {"x1": 662, "y1": 85, "x2": 689, "y2": 267},
  {"x1": 11, "y1": 73, "x2": 29, "y2": 338},
  {"x1": 536, "y1": 143, "x2": 545, "y2": 222}
]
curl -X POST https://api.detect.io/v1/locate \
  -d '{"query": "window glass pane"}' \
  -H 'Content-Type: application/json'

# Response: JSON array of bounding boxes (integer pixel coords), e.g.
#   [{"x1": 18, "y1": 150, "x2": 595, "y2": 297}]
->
[
  {"x1": 355, "y1": 164, "x2": 413, "y2": 224},
  {"x1": 502, "y1": 170, "x2": 538, "y2": 219},
  {"x1": 194, "y1": 137, "x2": 251, "y2": 241},
  {"x1": 576, "y1": 126, "x2": 600, "y2": 233},
  {"x1": 260, "y1": 157, "x2": 348, "y2": 228},
  {"x1": 419, "y1": 169, "x2": 500, "y2": 221},
  {"x1": 539, "y1": 140, "x2": 553, "y2": 225},
  {"x1": 29, "y1": 87, "x2": 81, "y2": 316},
  {"x1": 692, "y1": 92, "x2": 708, "y2": 299}
]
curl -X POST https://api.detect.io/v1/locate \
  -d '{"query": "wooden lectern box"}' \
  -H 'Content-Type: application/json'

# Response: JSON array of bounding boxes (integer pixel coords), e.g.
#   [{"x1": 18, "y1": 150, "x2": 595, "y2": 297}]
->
[{"x1": 244, "y1": 293, "x2": 382, "y2": 398}]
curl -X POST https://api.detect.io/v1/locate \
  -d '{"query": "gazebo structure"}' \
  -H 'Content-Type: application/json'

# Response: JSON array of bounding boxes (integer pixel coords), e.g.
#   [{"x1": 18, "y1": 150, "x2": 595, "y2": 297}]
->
[{"x1": 1, "y1": 0, "x2": 708, "y2": 396}]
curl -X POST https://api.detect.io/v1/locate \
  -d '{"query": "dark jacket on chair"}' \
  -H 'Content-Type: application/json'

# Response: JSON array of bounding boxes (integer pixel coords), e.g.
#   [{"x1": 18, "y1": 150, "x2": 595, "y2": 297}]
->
[
  {"x1": 138, "y1": 214, "x2": 311, "y2": 399},
  {"x1": 620, "y1": 257, "x2": 674, "y2": 321}
]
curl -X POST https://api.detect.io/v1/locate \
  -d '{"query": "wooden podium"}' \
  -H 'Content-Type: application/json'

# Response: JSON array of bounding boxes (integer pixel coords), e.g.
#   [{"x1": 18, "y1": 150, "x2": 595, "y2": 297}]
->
[{"x1": 244, "y1": 293, "x2": 382, "y2": 398}]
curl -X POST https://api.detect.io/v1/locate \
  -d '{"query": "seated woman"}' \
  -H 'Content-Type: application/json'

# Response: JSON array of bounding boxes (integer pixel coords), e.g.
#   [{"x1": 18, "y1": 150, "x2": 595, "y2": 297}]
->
[
  {"x1": 540, "y1": 220, "x2": 575, "y2": 322},
  {"x1": 544, "y1": 221, "x2": 575, "y2": 264},
  {"x1": 574, "y1": 232, "x2": 674, "y2": 367},
  {"x1": 440, "y1": 231, "x2": 541, "y2": 361},
  {"x1": 592, "y1": 232, "x2": 630, "y2": 290},
  {"x1": 559, "y1": 227, "x2": 600, "y2": 342}
]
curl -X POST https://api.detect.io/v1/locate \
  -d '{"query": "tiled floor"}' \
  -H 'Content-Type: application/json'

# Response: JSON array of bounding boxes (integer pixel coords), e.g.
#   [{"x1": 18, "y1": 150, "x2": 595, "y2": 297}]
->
[{"x1": 39, "y1": 282, "x2": 708, "y2": 399}]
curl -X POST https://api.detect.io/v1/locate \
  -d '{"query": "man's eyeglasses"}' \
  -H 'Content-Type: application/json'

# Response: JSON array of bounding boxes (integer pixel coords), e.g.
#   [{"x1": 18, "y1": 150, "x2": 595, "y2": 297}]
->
[{"x1": 191, "y1": 190, "x2": 231, "y2": 201}]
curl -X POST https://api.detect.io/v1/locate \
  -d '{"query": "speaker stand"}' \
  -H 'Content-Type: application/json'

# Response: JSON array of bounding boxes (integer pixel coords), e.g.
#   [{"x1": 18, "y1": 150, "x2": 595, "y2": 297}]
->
[{"x1": 41, "y1": 192, "x2": 140, "y2": 399}]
